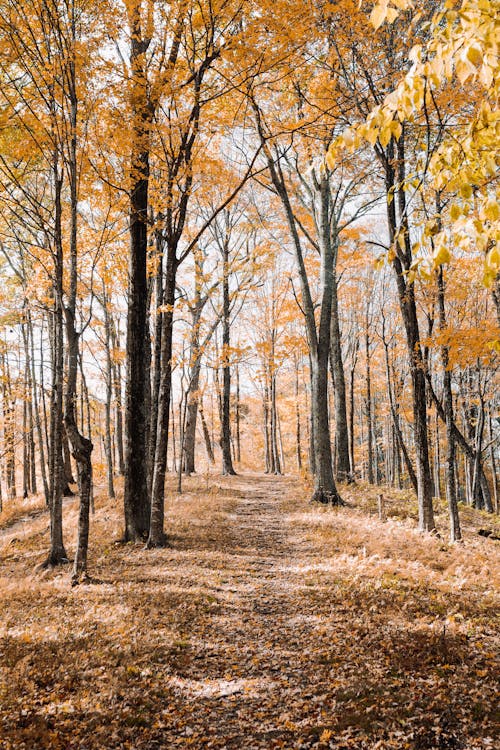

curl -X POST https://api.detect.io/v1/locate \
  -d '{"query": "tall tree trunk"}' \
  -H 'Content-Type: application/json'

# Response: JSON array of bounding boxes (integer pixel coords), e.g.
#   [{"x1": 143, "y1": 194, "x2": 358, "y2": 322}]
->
[
  {"x1": 348, "y1": 343, "x2": 358, "y2": 478},
  {"x1": 110, "y1": 318, "x2": 125, "y2": 476},
  {"x1": 183, "y1": 357, "x2": 202, "y2": 475},
  {"x1": 22, "y1": 379, "x2": 29, "y2": 497},
  {"x1": 365, "y1": 320, "x2": 374, "y2": 485},
  {"x1": 488, "y1": 411, "x2": 498, "y2": 514},
  {"x1": 102, "y1": 291, "x2": 115, "y2": 500},
  {"x1": 220, "y1": 234, "x2": 236, "y2": 476},
  {"x1": 381, "y1": 323, "x2": 418, "y2": 493},
  {"x1": 383, "y1": 133, "x2": 435, "y2": 531},
  {"x1": 436, "y1": 265, "x2": 461, "y2": 541},
  {"x1": 148, "y1": 230, "x2": 164, "y2": 480},
  {"x1": 27, "y1": 308, "x2": 49, "y2": 504},
  {"x1": 148, "y1": 251, "x2": 176, "y2": 547},
  {"x1": 123, "y1": 3, "x2": 153, "y2": 542},
  {"x1": 1, "y1": 355, "x2": 16, "y2": 501},
  {"x1": 295, "y1": 358, "x2": 302, "y2": 471},
  {"x1": 308, "y1": 173, "x2": 341, "y2": 503},
  {"x1": 263, "y1": 380, "x2": 272, "y2": 473},
  {"x1": 63, "y1": 47, "x2": 94, "y2": 582},
  {"x1": 182, "y1": 254, "x2": 214, "y2": 475},
  {"x1": 44, "y1": 163, "x2": 67, "y2": 567},
  {"x1": 270, "y1": 366, "x2": 281, "y2": 475},
  {"x1": 329, "y1": 271, "x2": 351, "y2": 482},
  {"x1": 235, "y1": 363, "x2": 241, "y2": 464}
]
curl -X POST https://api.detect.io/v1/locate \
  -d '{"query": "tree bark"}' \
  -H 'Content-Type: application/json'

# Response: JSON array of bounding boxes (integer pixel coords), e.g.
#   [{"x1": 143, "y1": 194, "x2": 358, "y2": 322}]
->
[
  {"x1": 220, "y1": 230, "x2": 236, "y2": 476},
  {"x1": 110, "y1": 318, "x2": 125, "y2": 476},
  {"x1": 199, "y1": 399, "x2": 215, "y2": 465},
  {"x1": 63, "y1": 44, "x2": 94, "y2": 582},
  {"x1": 436, "y1": 265, "x2": 461, "y2": 541},
  {"x1": 102, "y1": 291, "x2": 115, "y2": 499},
  {"x1": 123, "y1": 3, "x2": 153, "y2": 542},
  {"x1": 44, "y1": 163, "x2": 67, "y2": 567},
  {"x1": 148, "y1": 251, "x2": 176, "y2": 547},
  {"x1": 329, "y1": 270, "x2": 351, "y2": 482},
  {"x1": 383, "y1": 133, "x2": 435, "y2": 531},
  {"x1": 365, "y1": 319, "x2": 374, "y2": 485},
  {"x1": 295, "y1": 357, "x2": 302, "y2": 471},
  {"x1": 27, "y1": 308, "x2": 49, "y2": 505}
]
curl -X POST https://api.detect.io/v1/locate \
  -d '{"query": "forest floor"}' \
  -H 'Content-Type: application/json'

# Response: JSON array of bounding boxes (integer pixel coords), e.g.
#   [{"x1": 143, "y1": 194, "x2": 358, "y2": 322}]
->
[{"x1": 0, "y1": 473, "x2": 499, "y2": 750}]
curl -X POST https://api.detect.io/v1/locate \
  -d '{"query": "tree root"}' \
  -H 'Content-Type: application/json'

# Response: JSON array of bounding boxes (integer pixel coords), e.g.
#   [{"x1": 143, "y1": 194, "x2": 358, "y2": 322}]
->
[
  {"x1": 36, "y1": 553, "x2": 70, "y2": 572},
  {"x1": 145, "y1": 534, "x2": 170, "y2": 549},
  {"x1": 310, "y1": 489, "x2": 345, "y2": 506}
]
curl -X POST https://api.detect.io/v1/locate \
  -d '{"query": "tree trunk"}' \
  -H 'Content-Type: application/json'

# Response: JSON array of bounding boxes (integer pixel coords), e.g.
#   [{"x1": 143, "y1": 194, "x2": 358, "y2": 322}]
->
[
  {"x1": 64, "y1": 59, "x2": 94, "y2": 582},
  {"x1": 123, "y1": 4, "x2": 153, "y2": 542},
  {"x1": 182, "y1": 357, "x2": 202, "y2": 475},
  {"x1": 329, "y1": 271, "x2": 351, "y2": 482},
  {"x1": 27, "y1": 308, "x2": 49, "y2": 505},
  {"x1": 295, "y1": 358, "x2": 302, "y2": 471},
  {"x1": 270, "y1": 368, "x2": 281, "y2": 475},
  {"x1": 149, "y1": 231, "x2": 164, "y2": 480},
  {"x1": 365, "y1": 322, "x2": 374, "y2": 485},
  {"x1": 44, "y1": 166, "x2": 67, "y2": 567},
  {"x1": 384, "y1": 134, "x2": 435, "y2": 531},
  {"x1": 263, "y1": 381, "x2": 271, "y2": 473},
  {"x1": 110, "y1": 318, "x2": 125, "y2": 476},
  {"x1": 235, "y1": 363, "x2": 241, "y2": 464},
  {"x1": 220, "y1": 235, "x2": 236, "y2": 476},
  {"x1": 102, "y1": 291, "x2": 115, "y2": 499},
  {"x1": 148, "y1": 250, "x2": 176, "y2": 547},
  {"x1": 436, "y1": 265, "x2": 461, "y2": 541},
  {"x1": 199, "y1": 399, "x2": 215, "y2": 465},
  {"x1": 348, "y1": 343, "x2": 358, "y2": 479},
  {"x1": 382, "y1": 327, "x2": 418, "y2": 493},
  {"x1": 1, "y1": 355, "x2": 16, "y2": 501}
]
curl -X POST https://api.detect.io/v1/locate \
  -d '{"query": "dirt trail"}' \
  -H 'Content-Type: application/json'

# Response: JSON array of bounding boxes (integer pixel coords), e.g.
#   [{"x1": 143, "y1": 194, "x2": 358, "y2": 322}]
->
[{"x1": 0, "y1": 473, "x2": 498, "y2": 749}]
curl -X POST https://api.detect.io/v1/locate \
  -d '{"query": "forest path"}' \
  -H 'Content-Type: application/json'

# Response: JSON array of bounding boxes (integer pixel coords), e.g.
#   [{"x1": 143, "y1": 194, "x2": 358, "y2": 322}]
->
[{"x1": 0, "y1": 472, "x2": 498, "y2": 749}]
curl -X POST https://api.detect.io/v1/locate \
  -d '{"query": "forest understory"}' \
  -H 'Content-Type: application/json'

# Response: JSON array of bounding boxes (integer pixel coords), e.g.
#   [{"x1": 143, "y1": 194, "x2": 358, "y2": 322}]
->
[{"x1": 0, "y1": 473, "x2": 498, "y2": 750}]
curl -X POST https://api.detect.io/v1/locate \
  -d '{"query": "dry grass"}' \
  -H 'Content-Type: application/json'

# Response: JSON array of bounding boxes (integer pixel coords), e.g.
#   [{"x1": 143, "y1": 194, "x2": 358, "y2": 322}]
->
[
  {"x1": 0, "y1": 492, "x2": 47, "y2": 532},
  {"x1": 0, "y1": 473, "x2": 498, "y2": 749}
]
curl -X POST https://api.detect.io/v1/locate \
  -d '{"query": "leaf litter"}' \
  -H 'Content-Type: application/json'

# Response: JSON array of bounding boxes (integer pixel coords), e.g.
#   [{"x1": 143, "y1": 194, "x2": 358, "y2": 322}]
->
[{"x1": 0, "y1": 473, "x2": 498, "y2": 749}]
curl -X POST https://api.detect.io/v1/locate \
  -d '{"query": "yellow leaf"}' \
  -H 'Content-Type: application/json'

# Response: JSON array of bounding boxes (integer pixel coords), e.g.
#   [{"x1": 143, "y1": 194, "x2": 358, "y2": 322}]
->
[
  {"x1": 483, "y1": 198, "x2": 500, "y2": 222},
  {"x1": 456, "y1": 58, "x2": 473, "y2": 84},
  {"x1": 390, "y1": 120, "x2": 402, "y2": 139},
  {"x1": 342, "y1": 127, "x2": 356, "y2": 149},
  {"x1": 379, "y1": 126, "x2": 392, "y2": 147},
  {"x1": 487, "y1": 247, "x2": 500, "y2": 270},
  {"x1": 466, "y1": 46, "x2": 483, "y2": 69},
  {"x1": 370, "y1": 4, "x2": 387, "y2": 31},
  {"x1": 365, "y1": 127, "x2": 379, "y2": 146},
  {"x1": 433, "y1": 244, "x2": 451, "y2": 266},
  {"x1": 425, "y1": 219, "x2": 440, "y2": 237},
  {"x1": 409, "y1": 45, "x2": 422, "y2": 64},
  {"x1": 386, "y1": 7, "x2": 399, "y2": 23},
  {"x1": 483, "y1": 267, "x2": 497, "y2": 288},
  {"x1": 419, "y1": 260, "x2": 433, "y2": 280},
  {"x1": 325, "y1": 148, "x2": 337, "y2": 170},
  {"x1": 459, "y1": 183, "x2": 473, "y2": 199}
]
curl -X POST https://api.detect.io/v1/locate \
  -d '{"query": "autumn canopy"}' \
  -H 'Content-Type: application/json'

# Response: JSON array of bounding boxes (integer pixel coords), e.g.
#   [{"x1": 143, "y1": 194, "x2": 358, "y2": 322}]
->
[{"x1": 0, "y1": 1, "x2": 498, "y2": 747}]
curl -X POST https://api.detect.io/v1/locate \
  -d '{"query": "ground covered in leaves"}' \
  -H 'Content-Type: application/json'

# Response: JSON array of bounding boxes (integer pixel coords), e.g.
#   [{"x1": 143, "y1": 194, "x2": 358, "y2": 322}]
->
[{"x1": 0, "y1": 474, "x2": 498, "y2": 749}]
